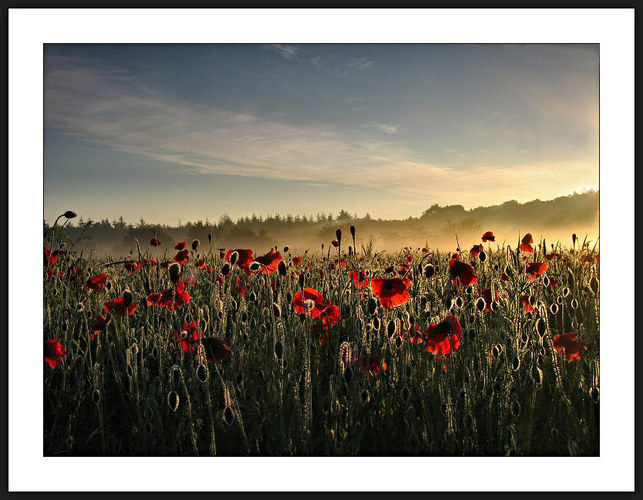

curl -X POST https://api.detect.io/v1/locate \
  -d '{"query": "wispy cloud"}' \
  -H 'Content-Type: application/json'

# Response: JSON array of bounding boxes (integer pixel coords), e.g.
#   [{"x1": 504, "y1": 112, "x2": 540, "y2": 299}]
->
[
  {"x1": 265, "y1": 44, "x2": 298, "y2": 59},
  {"x1": 369, "y1": 122, "x2": 398, "y2": 134},
  {"x1": 334, "y1": 57, "x2": 374, "y2": 76},
  {"x1": 44, "y1": 59, "x2": 597, "y2": 209}
]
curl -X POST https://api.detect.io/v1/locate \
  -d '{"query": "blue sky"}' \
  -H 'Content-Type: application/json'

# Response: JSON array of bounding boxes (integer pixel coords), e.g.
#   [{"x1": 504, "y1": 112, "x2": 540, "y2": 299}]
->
[{"x1": 44, "y1": 43, "x2": 599, "y2": 225}]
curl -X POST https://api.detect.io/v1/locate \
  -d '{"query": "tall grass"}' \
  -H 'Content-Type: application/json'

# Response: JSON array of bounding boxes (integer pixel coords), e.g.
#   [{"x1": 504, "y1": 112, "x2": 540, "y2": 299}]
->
[{"x1": 43, "y1": 229, "x2": 599, "y2": 456}]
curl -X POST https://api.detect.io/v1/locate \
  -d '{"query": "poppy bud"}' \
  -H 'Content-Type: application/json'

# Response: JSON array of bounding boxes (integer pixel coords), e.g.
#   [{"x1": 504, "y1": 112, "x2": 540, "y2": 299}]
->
[
  {"x1": 424, "y1": 264, "x2": 435, "y2": 278},
  {"x1": 479, "y1": 250, "x2": 487, "y2": 263},
  {"x1": 272, "y1": 303, "x2": 281, "y2": 318},
  {"x1": 343, "y1": 366, "x2": 353, "y2": 384},
  {"x1": 367, "y1": 297, "x2": 378, "y2": 315},
  {"x1": 63, "y1": 210, "x2": 77, "y2": 219},
  {"x1": 511, "y1": 357, "x2": 521, "y2": 371},
  {"x1": 572, "y1": 233, "x2": 577, "y2": 246},
  {"x1": 208, "y1": 233, "x2": 212, "y2": 243},
  {"x1": 283, "y1": 246, "x2": 290, "y2": 253},
  {"x1": 350, "y1": 225, "x2": 356, "y2": 239},
  {"x1": 123, "y1": 289, "x2": 133, "y2": 306},
  {"x1": 249, "y1": 262, "x2": 261, "y2": 272},
  {"x1": 278, "y1": 260, "x2": 287, "y2": 276},
  {"x1": 191, "y1": 239, "x2": 200, "y2": 251},
  {"x1": 274, "y1": 341, "x2": 283, "y2": 360},
  {"x1": 229, "y1": 251, "x2": 239, "y2": 266},
  {"x1": 167, "y1": 391, "x2": 180, "y2": 412},
  {"x1": 335, "y1": 229, "x2": 342, "y2": 245},
  {"x1": 168, "y1": 262, "x2": 181, "y2": 283},
  {"x1": 549, "y1": 303, "x2": 559, "y2": 315},
  {"x1": 221, "y1": 263, "x2": 231, "y2": 276},
  {"x1": 386, "y1": 319, "x2": 397, "y2": 337},
  {"x1": 298, "y1": 272, "x2": 305, "y2": 289}
]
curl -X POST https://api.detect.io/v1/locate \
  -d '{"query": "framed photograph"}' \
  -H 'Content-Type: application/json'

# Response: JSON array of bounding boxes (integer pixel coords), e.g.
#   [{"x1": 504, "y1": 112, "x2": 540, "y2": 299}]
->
[{"x1": 9, "y1": 7, "x2": 634, "y2": 492}]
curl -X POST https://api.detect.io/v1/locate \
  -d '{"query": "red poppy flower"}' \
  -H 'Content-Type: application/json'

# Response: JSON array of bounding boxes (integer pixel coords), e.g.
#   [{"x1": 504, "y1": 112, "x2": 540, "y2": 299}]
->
[
  {"x1": 481, "y1": 231, "x2": 495, "y2": 242},
  {"x1": 520, "y1": 233, "x2": 534, "y2": 253},
  {"x1": 226, "y1": 249, "x2": 254, "y2": 273},
  {"x1": 553, "y1": 333, "x2": 588, "y2": 361},
  {"x1": 312, "y1": 322, "x2": 331, "y2": 345},
  {"x1": 233, "y1": 276, "x2": 247, "y2": 297},
  {"x1": 292, "y1": 256, "x2": 302, "y2": 266},
  {"x1": 548, "y1": 277, "x2": 560, "y2": 290},
  {"x1": 405, "y1": 255, "x2": 414, "y2": 263},
  {"x1": 175, "y1": 241, "x2": 187, "y2": 250},
  {"x1": 398, "y1": 263, "x2": 409, "y2": 275},
  {"x1": 319, "y1": 303, "x2": 340, "y2": 327},
  {"x1": 449, "y1": 259, "x2": 478, "y2": 287},
  {"x1": 64, "y1": 266, "x2": 83, "y2": 282},
  {"x1": 124, "y1": 261, "x2": 139, "y2": 274},
  {"x1": 521, "y1": 293, "x2": 534, "y2": 313},
  {"x1": 334, "y1": 258, "x2": 347, "y2": 267},
  {"x1": 149, "y1": 282, "x2": 191, "y2": 310},
  {"x1": 255, "y1": 249, "x2": 283, "y2": 274},
  {"x1": 424, "y1": 315, "x2": 462, "y2": 355},
  {"x1": 174, "y1": 321, "x2": 203, "y2": 354},
  {"x1": 399, "y1": 322, "x2": 425, "y2": 345},
  {"x1": 476, "y1": 288, "x2": 499, "y2": 312},
  {"x1": 90, "y1": 314, "x2": 110, "y2": 340},
  {"x1": 526, "y1": 262, "x2": 548, "y2": 282},
  {"x1": 544, "y1": 252, "x2": 562, "y2": 261},
  {"x1": 84, "y1": 273, "x2": 108, "y2": 292},
  {"x1": 202, "y1": 336, "x2": 233, "y2": 363},
  {"x1": 150, "y1": 237, "x2": 162, "y2": 247},
  {"x1": 350, "y1": 270, "x2": 370, "y2": 289},
  {"x1": 370, "y1": 277, "x2": 411, "y2": 309},
  {"x1": 44, "y1": 246, "x2": 58, "y2": 266},
  {"x1": 175, "y1": 249, "x2": 190, "y2": 265},
  {"x1": 331, "y1": 240, "x2": 340, "y2": 248},
  {"x1": 146, "y1": 292, "x2": 161, "y2": 306},
  {"x1": 44, "y1": 339, "x2": 66, "y2": 369},
  {"x1": 292, "y1": 287, "x2": 327, "y2": 317},
  {"x1": 470, "y1": 244, "x2": 483, "y2": 258},
  {"x1": 103, "y1": 296, "x2": 137, "y2": 316},
  {"x1": 218, "y1": 248, "x2": 226, "y2": 259},
  {"x1": 359, "y1": 354, "x2": 387, "y2": 376},
  {"x1": 196, "y1": 258, "x2": 206, "y2": 269}
]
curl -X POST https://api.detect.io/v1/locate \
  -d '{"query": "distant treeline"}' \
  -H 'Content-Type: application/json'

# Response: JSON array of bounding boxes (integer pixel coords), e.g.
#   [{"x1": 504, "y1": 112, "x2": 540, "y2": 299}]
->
[{"x1": 46, "y1": 190, "x2": 599, "y2": 259}]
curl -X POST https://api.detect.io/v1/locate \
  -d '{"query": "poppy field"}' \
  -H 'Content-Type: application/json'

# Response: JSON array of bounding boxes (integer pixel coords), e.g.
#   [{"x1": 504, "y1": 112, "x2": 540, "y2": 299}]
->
[{"x1": 44, "y1": 215, "x2": 600, "y2": 456}]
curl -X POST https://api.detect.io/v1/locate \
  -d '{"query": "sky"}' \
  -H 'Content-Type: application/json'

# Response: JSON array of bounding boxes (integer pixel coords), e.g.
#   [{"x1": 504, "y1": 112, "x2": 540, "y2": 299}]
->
[{"x1": 44, "y1": 43, "x2": 599, "y2": 226}]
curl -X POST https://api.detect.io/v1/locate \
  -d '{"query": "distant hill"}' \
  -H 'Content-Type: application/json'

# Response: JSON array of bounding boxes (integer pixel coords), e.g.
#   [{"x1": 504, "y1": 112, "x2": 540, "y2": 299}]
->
[{"x1": 48, "y1": 190, "x2": 599, "y2": 258}]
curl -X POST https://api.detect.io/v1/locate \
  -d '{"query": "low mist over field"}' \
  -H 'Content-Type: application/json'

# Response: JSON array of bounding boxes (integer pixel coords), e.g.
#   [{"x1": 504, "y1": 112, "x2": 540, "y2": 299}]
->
[{"x1": 48, "y1": 190, "x2": 598, "y2": 259}]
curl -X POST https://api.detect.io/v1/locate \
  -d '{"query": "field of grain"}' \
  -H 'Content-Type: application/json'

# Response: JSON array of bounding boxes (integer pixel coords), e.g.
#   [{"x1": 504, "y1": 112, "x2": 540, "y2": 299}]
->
[{"x1": 44, "y1": 215, "x2": 600, "y2": 456}]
